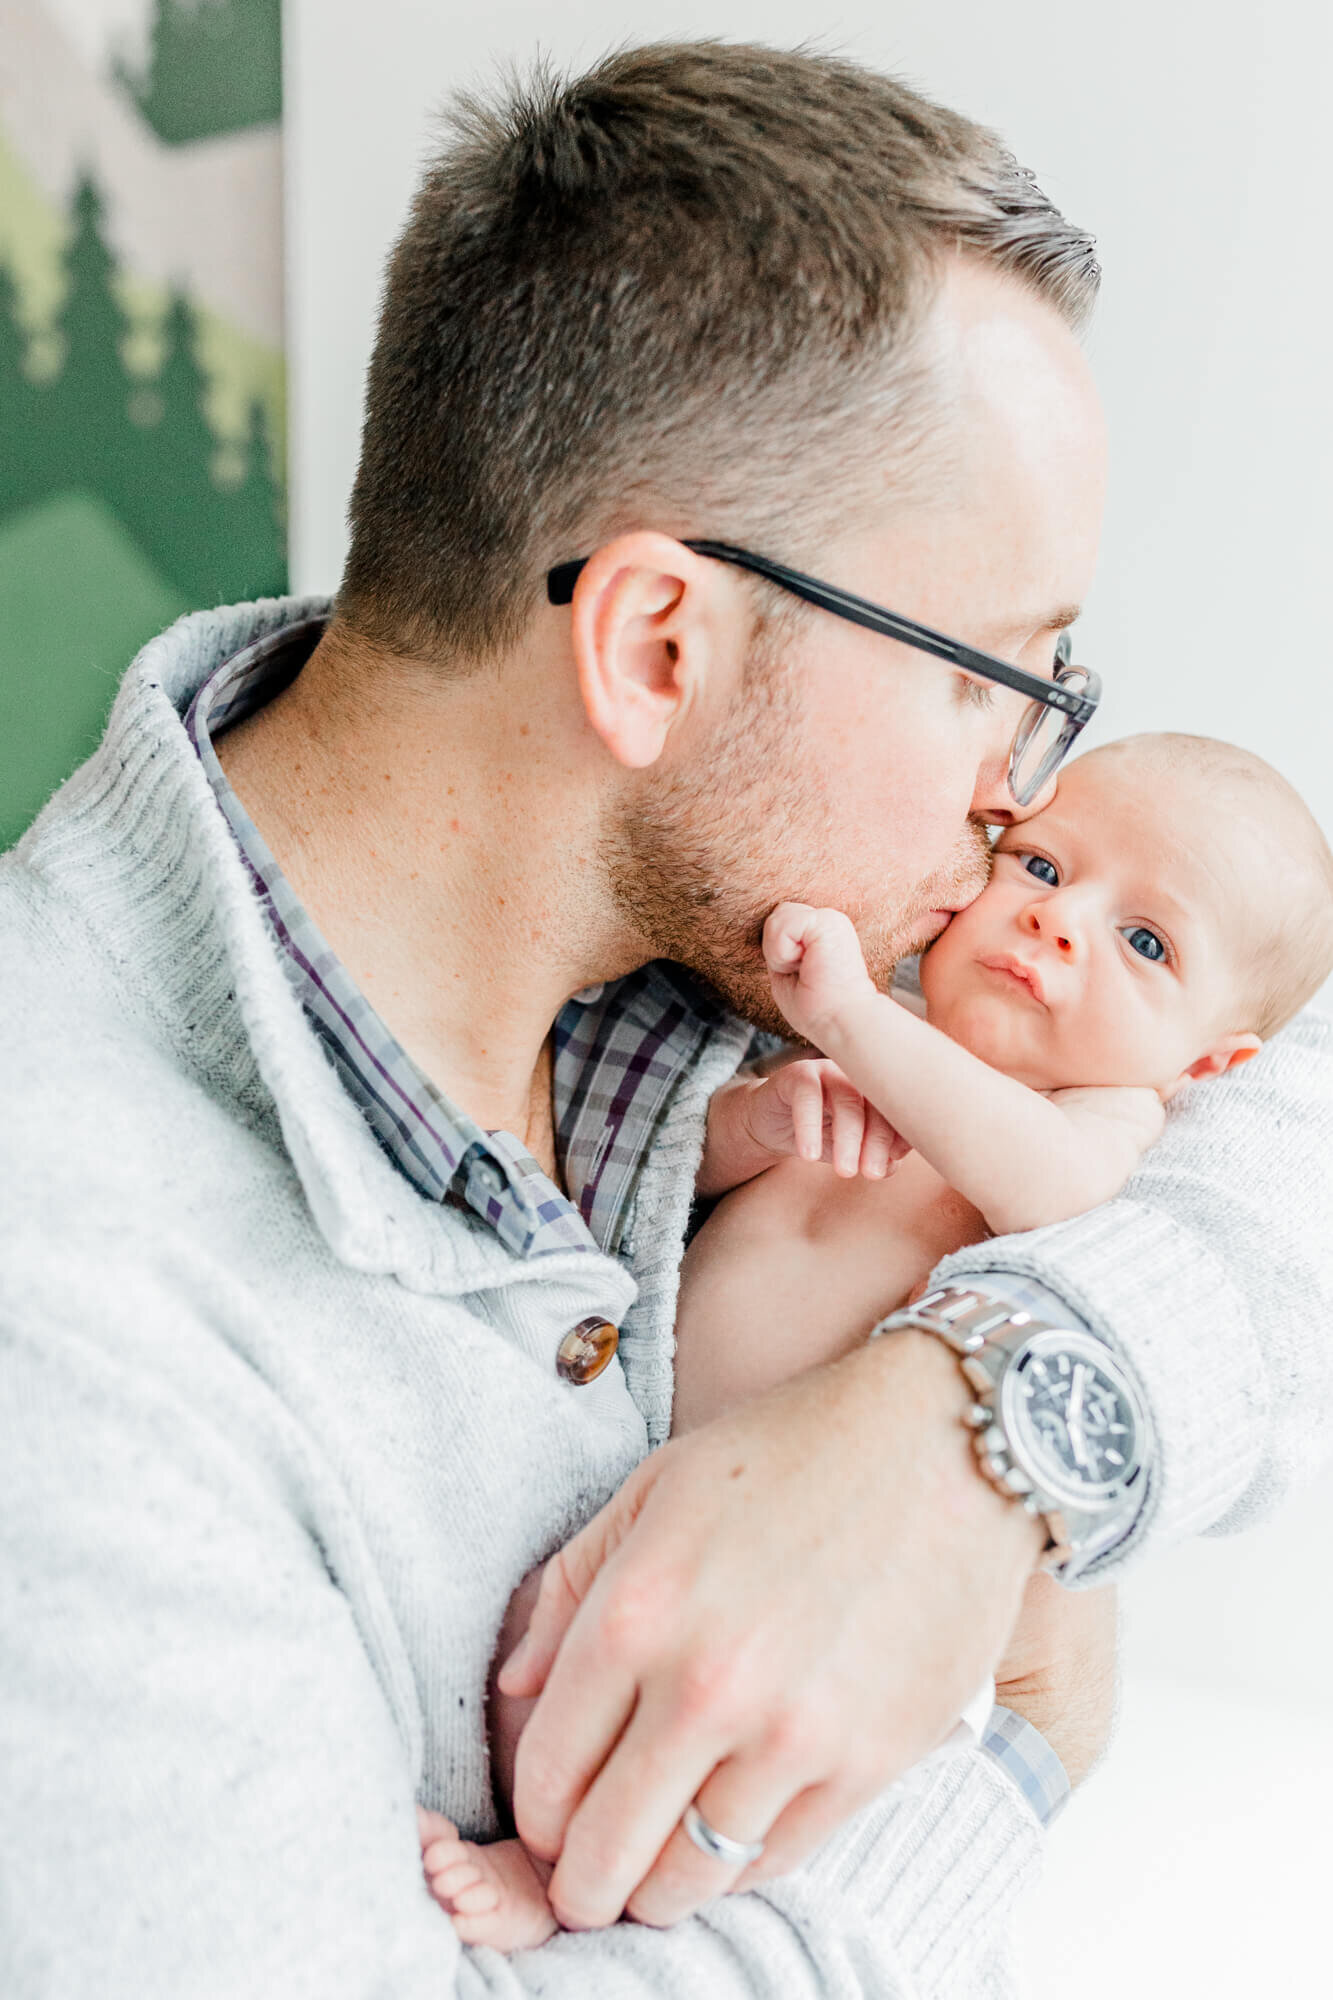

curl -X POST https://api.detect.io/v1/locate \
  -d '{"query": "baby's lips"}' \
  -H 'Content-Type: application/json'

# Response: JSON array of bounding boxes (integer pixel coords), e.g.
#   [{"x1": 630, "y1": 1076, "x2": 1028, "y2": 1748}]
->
[{"x1": 979, "y1": 953, "x2": 1048, "y2": 1005}]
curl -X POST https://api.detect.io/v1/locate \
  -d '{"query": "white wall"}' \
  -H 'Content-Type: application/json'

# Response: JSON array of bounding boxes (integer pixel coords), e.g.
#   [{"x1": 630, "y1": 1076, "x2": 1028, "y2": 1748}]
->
[
  {"x1": 285, "y1": 9, "x2": 1333, "y2": 1987},
  {"x1": 285, "y1": 0, "x2": 1333, "y2": 846}
]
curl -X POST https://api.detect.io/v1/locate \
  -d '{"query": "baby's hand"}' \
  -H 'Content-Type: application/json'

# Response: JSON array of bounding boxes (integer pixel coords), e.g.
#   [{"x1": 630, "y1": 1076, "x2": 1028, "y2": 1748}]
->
[
  {"x1": 763, "y1": 903, "x2": 879, "y2": 1043},
  {"x1": 747, "y1": 1058, "x2": 908, "y2": 1179}
]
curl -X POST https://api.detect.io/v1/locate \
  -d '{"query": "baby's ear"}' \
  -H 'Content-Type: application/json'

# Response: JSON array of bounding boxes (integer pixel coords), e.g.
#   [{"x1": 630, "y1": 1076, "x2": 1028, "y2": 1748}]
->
[{"x1": 1164, "y1": 1033, "x2": 1263, "y2": 1100}]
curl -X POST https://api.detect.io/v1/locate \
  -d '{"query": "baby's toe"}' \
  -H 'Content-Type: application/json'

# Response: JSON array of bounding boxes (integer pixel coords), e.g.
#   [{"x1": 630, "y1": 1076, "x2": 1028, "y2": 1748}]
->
[
  {"x1": 422, "y1": 1834, "x2": 466, "y2": 1874},
  {"x1": 451, "y1": 1909, "x2": 505, "y2": 1947},
  {"x1": 448, "y1": 1875, "x2": 502, "y2": 1917},
  {"x1": 426, "y1": 1853, "x2": 480, "y2": 1897}
]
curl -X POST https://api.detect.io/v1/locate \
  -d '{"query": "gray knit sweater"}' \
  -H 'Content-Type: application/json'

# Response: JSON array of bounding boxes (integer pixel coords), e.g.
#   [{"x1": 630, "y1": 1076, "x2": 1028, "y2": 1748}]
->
[{"x1": 1, "y1": 597, "x2": 1330, "y2": 1999}]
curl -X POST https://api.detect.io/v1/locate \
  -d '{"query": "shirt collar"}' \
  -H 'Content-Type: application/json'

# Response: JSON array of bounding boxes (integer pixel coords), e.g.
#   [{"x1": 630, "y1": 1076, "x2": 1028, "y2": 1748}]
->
[{"x1": 185, "y1": 618, "x2": 739, "y2": 1260}]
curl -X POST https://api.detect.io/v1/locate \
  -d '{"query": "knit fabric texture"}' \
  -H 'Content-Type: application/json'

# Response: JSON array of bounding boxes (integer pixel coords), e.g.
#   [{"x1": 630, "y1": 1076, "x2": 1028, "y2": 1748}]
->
[{"x1": 1, "y1": 596, "x2": 1330, "y2": 1997}]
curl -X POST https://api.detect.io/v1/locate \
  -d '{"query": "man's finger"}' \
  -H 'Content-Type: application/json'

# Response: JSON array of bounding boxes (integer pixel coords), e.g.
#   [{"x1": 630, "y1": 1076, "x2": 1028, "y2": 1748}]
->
[
  {"x1": 541, "y1": 1690, "x2": 731, "y2": 1929},
  {"x1": 498, "y1": 1462, "x2": 654, "y2": 1699},
  {"x1": 622, "y1": 1745, "x2": 813, "y2": 1928},
  {"x1": 496, "y1": 1546, "x2": 586, "y2": 1700},
  {"x1": 509, "y1": 1597, "x2": 641, "y2": 1865},
  {"x1": 509, "y1": 1523, "x2": 681, "y2": 1862},
  {"x1": 728, "y1": 1773, "x2": 875, "y2": 1892}
]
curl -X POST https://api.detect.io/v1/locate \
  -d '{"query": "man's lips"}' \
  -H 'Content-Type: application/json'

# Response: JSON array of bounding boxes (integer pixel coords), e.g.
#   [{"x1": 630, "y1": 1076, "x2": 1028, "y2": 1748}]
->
[{"x1": 978, "y1": 954, "x2": 1048, "y2": 1005}]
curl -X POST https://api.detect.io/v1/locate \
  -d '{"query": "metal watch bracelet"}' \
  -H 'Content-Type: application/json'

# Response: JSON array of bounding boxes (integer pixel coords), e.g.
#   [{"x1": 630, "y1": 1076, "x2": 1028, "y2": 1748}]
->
[{"x1": 873, "y1": 1283, "x2": 1149, "y2": 1581}]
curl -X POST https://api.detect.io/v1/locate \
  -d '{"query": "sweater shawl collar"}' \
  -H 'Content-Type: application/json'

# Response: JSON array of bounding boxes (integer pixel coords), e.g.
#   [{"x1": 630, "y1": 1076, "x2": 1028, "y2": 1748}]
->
[{"x1": 18, "y1": 597, "x2": 750, "y2": 1351}]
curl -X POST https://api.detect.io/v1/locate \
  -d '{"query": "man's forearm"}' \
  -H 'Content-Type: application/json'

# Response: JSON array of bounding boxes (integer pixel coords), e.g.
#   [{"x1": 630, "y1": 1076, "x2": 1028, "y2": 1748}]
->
[
  {"x1": 855, "y1": 1326, "x2": 1048, "y2": 1576},
  {"x1": 993, "y1": 1572, "x2": 1119, "y2": 1789}
]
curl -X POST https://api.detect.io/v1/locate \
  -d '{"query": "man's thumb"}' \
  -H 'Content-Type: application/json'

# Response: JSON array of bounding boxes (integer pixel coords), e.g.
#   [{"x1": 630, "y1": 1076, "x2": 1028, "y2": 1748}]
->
[{"x1": 496, "y1": 1460, "x2": 654, "y2": 1698}]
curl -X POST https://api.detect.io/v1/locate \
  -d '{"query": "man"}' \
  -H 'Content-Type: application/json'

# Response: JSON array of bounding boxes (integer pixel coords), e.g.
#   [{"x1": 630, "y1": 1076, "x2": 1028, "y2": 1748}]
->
[{"x1": 1, "y1": 41, "x2": 1329, "y2": 1997}]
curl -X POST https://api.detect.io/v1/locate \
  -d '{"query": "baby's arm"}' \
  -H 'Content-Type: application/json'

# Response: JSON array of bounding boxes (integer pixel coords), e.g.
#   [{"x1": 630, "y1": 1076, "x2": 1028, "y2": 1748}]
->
[
  {"x1": 697, "y1": 1054, "x2": 907, "y2": 1197},
  {"x1": 765, "y1": 903, "x2": 1165, "y2": 1235}
]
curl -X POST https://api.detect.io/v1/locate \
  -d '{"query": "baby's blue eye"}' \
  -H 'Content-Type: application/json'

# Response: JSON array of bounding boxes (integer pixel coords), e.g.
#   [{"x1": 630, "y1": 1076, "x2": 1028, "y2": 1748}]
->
[
  {"x1": 1023, "y1": 855, "x2": 1059, "y2": 886},
  {"x1": 1124, "y1": 926, "x2": 1167, "y2": 963}
]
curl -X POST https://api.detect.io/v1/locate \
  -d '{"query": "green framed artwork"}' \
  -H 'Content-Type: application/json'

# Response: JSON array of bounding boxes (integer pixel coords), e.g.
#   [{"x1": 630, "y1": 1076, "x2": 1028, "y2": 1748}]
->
[{"x1": 0, "y1": 0, "x2": 287, "y2": 849}]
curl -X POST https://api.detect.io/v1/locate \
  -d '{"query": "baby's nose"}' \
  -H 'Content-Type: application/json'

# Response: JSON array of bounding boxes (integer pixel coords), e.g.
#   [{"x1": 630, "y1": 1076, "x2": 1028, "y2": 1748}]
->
[{"x1": 1022, "y1": 905, "x2": 1077, "y2": 955}]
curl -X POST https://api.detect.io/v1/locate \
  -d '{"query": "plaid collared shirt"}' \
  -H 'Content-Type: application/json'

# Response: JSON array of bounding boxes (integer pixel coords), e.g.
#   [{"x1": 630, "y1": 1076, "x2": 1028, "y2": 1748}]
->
[
  {"x1": 186, "y1": 615, "x2": 1069, "y2": 1828},
  {"x1": 185, "y1": 618, "x2": 731, "y2": 1263}
]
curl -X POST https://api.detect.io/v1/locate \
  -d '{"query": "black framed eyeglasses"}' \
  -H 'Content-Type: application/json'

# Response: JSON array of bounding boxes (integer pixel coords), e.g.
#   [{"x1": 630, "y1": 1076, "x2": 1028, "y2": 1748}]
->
[{"x1": 547, "y1": 539, "x2": 1101, "y2": 808}]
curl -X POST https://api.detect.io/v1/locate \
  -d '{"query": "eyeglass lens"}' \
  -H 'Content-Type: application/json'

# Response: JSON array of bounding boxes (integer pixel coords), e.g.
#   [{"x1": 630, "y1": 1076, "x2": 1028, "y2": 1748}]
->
[{"x1": 1009, "y1": 665, "x2": 1090, "y2": 805}]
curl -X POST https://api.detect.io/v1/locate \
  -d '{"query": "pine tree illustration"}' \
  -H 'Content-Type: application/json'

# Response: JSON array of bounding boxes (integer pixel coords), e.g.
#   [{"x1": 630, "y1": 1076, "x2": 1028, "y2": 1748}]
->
[
  {"x1": 4, "y1": 166, "x2": 287, "y2": 609},
  {"x1": 0, "y1": 263, "x2": 41, "y2": 520},
  {"x1": 229, "y1": 395, "x2": 287, "y2": 597},
  {"x1": 117, "y1": 0, "x2": 282, "y2": 146},
  {"x1": 47, "y1": 174, "x2": 140, "y2": 512},
  {"x1": 125, "y1": 288, "x2": 228, "y2": 602}
]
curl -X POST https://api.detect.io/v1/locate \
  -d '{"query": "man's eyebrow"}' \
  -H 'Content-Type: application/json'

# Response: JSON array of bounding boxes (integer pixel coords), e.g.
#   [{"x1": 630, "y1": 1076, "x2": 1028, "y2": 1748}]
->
[{"x1": 990, "y1": 604, "x2": 1082, "y2": 644}]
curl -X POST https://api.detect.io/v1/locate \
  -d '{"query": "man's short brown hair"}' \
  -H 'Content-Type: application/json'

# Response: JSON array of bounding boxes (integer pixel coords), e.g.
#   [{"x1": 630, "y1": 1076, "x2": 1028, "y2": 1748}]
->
[{"x1": 339, "y1": 40, "x2": 1099, "y2": 664}]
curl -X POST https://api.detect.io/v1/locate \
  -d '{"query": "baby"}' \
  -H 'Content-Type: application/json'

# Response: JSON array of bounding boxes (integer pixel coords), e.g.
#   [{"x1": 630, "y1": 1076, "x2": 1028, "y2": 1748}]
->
[{"x1": 419, "y1": 732, "x2": 1333, "y2": 1948}]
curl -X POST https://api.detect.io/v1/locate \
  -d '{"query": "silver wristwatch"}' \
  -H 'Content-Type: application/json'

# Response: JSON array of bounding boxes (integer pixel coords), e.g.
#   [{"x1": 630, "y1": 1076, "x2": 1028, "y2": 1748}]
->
[{"x1": 876, "y1": 1284, "x2": 1151, "y2": 1581}]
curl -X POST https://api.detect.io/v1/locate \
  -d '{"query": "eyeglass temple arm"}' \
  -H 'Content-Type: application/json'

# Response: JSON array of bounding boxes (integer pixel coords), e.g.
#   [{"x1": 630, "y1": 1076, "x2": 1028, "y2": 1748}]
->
[{"x1": 547, "y1": 543, "x2": 1094, "y2": 721}]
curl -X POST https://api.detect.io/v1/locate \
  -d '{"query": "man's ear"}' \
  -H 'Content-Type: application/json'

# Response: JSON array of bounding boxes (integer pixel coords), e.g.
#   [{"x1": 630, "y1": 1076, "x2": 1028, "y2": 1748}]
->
[
  {"x1": 565, "y1": 533, "x2": 728, "y2": 770},
  {"x1": 1163, "y1": 1032, "x2": 1263, "y2": 1100}
]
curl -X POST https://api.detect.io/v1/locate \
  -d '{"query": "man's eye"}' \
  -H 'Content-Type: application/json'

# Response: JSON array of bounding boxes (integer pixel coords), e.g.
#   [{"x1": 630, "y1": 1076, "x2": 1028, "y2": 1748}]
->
[
  {"x1": 958, "y1": 675, "x2": 997, "y2": 710},
  {"x1": 1021, "y1": 855, "x2": 1059, "y2": 886},
  {"x1": 1123, "y1": 926, "x2": 1167, "y2": 963}
]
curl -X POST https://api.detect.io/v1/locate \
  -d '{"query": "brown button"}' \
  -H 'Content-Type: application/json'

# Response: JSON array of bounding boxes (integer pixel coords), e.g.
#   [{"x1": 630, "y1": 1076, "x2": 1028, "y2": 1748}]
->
[{"x1": 556, "y1": 1316, "x2": 620, "y2": 1385}]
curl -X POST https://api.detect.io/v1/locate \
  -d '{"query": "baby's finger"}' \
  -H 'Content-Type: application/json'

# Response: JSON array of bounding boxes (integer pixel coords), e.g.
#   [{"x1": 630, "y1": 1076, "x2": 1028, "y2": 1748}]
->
[
  {"x1": 826, "y1": 1083, "x2": 866, "y2": 1178},
  {"x1": 790, "y1": 1068, "x2": 826, "y2": 1162},
  {"x1": 762, "y1": 903, "x2": 815, "y2": 974},
  {"x1": 859, "y1": 1105, "x2": 903, "y2": 1179}
]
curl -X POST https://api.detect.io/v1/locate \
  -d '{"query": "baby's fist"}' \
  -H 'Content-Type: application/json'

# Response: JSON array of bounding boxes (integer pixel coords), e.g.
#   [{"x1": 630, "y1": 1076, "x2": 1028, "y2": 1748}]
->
[{"x1": 763, "y1": 903, "x2": 877, "y2": 1041}]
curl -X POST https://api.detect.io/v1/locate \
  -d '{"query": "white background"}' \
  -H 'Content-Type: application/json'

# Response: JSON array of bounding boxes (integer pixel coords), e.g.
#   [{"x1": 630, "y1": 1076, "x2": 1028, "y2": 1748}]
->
[{"x1": 283, "y1": 5, "x2": 1333, "y2": 1992}]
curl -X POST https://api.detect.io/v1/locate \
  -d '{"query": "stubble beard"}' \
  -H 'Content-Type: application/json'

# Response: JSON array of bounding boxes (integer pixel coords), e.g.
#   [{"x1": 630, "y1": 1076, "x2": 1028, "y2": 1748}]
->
[{"x1": 600, "y1": 614, "x2": 993, "y2": 1039}]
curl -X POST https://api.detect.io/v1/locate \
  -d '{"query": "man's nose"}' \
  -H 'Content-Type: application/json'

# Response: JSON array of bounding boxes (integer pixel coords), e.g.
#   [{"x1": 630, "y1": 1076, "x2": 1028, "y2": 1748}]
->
[
  {"x1": 969, "y1": 759, "x2": 1019, "y2": 826},
  {"x1": 968, "y1": 756, "x2": 1058, "y2": 827}
]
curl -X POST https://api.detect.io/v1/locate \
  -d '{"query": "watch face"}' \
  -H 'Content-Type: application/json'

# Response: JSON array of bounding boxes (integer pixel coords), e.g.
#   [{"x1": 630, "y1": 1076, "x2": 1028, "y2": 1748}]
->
[{"x1": 1000, "y1": 1332, "x2": 1142, "y2": 1505}]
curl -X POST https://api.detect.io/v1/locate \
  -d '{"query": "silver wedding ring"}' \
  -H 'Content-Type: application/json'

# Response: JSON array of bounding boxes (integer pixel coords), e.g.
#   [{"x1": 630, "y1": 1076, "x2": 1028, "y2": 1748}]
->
[{"x1": 682, "y1": 1800, "x2": 766, "y2": 1867}]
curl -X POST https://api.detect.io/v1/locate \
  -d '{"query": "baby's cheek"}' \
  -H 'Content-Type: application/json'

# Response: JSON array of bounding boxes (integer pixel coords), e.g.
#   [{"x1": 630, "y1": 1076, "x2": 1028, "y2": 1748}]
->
[
  {"x1": 920, "y1": 904, "x2": 977, "y2": 990},
  {"x1": 1068, "y1": 1005, "x2": 1154, "y2": 1089},
  {"x1": 917, "y1": 932, "x2": 950, "y2": 1004}
]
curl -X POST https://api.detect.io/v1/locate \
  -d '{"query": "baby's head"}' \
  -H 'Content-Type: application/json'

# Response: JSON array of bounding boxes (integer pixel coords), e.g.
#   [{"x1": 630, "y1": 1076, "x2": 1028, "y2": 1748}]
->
[{"x1": 920, "y1": 733, "x2": 1333, "y2": 1097}]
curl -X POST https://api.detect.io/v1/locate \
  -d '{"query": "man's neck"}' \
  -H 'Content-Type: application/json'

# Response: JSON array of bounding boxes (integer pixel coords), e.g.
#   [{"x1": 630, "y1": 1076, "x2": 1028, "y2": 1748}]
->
[{"x1": 215, "y1": 625, "x2": 645, "y2": 1160}]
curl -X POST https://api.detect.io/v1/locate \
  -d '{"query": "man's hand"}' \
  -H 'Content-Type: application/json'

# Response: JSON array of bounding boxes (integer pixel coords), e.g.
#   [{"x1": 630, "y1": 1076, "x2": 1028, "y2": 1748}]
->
[{"x1": 497, "y1": 1332, "x2": 1044, "y2": 1930}]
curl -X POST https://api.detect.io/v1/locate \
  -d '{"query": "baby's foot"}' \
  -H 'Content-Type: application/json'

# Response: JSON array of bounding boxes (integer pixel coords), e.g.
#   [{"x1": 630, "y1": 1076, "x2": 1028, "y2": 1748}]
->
[{"x1": 418, "y1": 1807, "x2": 558, "y2": 1951}]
